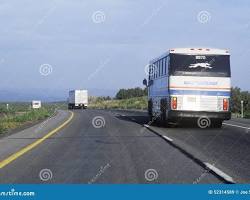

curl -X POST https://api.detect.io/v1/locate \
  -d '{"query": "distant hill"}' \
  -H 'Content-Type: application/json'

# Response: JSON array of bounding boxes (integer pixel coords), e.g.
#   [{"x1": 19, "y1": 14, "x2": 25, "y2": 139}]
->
[{"x1": 0, "y1": 88, "x2": 116, "y2": 102}]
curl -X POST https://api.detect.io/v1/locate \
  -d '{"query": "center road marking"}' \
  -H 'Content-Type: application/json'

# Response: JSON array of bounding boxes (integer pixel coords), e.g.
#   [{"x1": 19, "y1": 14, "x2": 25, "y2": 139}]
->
[{"x1": 0, "y1": 111, "x2": 74, "y2": 169}]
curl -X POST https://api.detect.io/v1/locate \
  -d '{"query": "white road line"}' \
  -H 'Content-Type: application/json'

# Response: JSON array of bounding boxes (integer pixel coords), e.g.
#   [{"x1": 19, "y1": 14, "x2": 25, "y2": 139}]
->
[
  {"x1": 223, "y1": 122, "x2": 250, "y2": 130},
  {"x1": 146, "y1": 125, "x2": 235, "y2": 183},
  {"x1": 144, "y1": 125, "x2": 173, "y2": 141},
  {"x1": 204, "y1": 162, "x2": 235, "y2": 183},
  {"x1": 230, "y1": 120, "x2": 250, "y2": 126},
  {"x1": 162, "y1": 135, "x2": 173, "y2": 142}
]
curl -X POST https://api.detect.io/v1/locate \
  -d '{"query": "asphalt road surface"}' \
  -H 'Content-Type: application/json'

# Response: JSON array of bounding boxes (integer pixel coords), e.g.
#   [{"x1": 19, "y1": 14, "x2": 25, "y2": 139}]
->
[{"x1": 0, "y1": 109, "x2": 249, "y2": 184}]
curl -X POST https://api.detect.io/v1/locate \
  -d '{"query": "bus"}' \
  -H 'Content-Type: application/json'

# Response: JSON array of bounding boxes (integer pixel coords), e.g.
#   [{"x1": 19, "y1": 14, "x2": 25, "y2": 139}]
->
[{"x1": 143, "y1": 48, "x2": 231, "y2": 128}]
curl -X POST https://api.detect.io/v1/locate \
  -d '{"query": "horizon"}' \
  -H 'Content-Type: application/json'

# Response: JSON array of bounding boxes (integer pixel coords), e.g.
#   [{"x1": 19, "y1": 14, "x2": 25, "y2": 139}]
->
[{"x1": 0, "y1": 85, "x2": 249, "y2": 102}]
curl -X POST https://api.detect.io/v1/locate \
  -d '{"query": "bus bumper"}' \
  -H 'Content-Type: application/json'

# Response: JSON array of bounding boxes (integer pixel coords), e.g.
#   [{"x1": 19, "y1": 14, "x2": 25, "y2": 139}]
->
[{"x1": 168, "y1": 110, "x2": 231, "y2": 121}]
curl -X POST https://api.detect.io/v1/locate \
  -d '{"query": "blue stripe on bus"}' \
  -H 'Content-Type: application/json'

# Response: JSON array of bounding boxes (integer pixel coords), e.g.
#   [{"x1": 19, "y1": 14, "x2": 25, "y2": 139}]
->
[
  {"x1": 169, "y1": 90, "x2": 230, "y2": 96},
  {"x1": 150, "y1": 90, "x2": 169, "y2": 96}
]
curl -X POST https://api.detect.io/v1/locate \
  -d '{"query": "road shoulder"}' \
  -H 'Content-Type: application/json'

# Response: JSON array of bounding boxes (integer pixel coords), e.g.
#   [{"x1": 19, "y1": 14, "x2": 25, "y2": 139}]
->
[{"x1": 0, "y1": 110, "x2": 72, "y2": 162}]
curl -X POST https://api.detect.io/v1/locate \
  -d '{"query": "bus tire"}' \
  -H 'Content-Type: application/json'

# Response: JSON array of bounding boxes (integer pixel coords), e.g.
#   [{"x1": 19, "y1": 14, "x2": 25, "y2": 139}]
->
[
  {"x1": 212, "y1": 120, "x2": 223, "y2": 128},
  {"x1": 148, "y1": 100, "x2": 153, "y2": 120},
  {"x1": 160, "y1": 99, "x2": 169, "y2": 127}
]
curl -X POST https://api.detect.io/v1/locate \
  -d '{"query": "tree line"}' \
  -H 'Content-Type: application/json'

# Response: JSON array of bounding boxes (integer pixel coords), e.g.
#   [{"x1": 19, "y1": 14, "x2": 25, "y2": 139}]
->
[
  {"x1": 231, "y1": 87, "x2": 249, "y2": 115},
  {"x1": 114, "y1": 87, "x2": 250, "y2": 116},
  {"x1": 115, "y1": 87, "x2": 147, "y2": 99}
]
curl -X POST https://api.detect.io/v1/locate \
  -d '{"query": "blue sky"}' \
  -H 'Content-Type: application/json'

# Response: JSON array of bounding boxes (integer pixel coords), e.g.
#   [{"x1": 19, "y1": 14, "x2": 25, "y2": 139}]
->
[{"x1": 0, "y1": 0, "x2": 250, "y2": 97}]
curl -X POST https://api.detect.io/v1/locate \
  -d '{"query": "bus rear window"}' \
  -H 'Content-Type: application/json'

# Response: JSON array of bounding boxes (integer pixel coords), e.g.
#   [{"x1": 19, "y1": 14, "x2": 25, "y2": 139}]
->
[{"x1": 169, "y1": 54, "x2": 231, "y2": 77}]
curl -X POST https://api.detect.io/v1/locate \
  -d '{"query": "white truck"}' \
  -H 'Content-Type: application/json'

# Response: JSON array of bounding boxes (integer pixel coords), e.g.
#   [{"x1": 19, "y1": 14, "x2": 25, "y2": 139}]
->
[
  {"x1": 31, "y1": 100, "x2": 41, "y2": 109},
  {"x1": 68, "y1": 90, "x2": 88, "y2": 109}
]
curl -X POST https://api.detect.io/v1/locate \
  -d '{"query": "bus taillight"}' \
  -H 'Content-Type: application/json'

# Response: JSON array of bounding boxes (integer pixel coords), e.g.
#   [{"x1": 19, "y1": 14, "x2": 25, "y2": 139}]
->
[
  {"x1": 223, "y1": 98, "x2": 229, "y2": 111},
  {"x1": 171, "y1": 97, "x2": 177, "y2": 110}
]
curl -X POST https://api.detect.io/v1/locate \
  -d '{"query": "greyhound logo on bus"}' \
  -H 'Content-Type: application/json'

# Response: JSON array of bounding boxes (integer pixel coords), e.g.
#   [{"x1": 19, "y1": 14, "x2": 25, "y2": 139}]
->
[{"x1": 189, "y1": 62, "x2": 212, "y2": 69}]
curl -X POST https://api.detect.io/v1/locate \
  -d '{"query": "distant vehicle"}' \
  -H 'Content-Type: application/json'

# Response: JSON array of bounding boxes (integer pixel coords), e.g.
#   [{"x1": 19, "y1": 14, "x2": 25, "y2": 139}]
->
[
  {"x1": 143, "y1": 48, "x2": 231, "y2": 128},
  {"x1": 31, "y1": 100, "x2": 41, "y2": 109},
  {"x1": 68, "y1": 90, "x2": 88, "y2": 109}
]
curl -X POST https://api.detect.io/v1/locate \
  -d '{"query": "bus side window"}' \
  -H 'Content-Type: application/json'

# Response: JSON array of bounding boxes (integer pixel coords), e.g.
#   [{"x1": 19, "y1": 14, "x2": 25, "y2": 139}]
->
[
  {"x1": 165, "y1": 57, "x2": 168, "y2": 75},
  {"x1": 163, "y1": 58, "x2": 166, "y2": 75},
  {"x1": 159, "y1": 60, "x2": 162, "y2": 77},
  {"x1": 150, "y1": 64, "x2": 153, "y2": 80},
  {"x1": 166, "y1": 56, "x2": 169, "y2": 75},
  {"x1": 157, "y1": 61, "x2": 159, "y2": 78},
  {"x1": 148, "y1": 65, "x2": 151, "y2": 80},
  {"x1": 154, "y1": 62, "x2": 157, "y2": 79},
  {"x1": 158, "y1": 60, "x2": 160, "y2": 77},
  {"x1": 158, "y1": 60, "x2": 161, "y2": 77},
  {"x1": 152, "y1": 63, "x2": 154, "y2": 79},
  {"x1": 161, "y1": 59, "x2": 164, "y2": 76},
  {"x1": 160, "y1": 60, "x2": 161, "y2": 77}
]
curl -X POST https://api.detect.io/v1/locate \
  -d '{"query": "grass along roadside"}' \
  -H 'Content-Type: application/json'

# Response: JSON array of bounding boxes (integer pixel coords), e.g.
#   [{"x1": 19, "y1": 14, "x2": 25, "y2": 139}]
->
[
  {"x1": 89, "y1": 96, "x2": 250, "y2": 119},
  {"x1": 89, "y1": 96, "x2": 147, "y2": 110},
  {"x1": 0, "y1": 102, "x2": 67, "y2": 134},
  {"x1": 0, "y1": 108, "x2": 53, "y2": 134}
]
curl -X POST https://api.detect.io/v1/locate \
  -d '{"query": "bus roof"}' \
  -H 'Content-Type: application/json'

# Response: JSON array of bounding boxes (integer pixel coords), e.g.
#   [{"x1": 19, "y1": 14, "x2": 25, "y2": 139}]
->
[{"x1": 150, "y1": 48, "x2": 230, "y2": 63}]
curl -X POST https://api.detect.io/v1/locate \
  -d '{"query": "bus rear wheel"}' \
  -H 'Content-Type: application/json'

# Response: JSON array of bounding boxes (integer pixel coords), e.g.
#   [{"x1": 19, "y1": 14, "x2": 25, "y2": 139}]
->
[
  {"x1": 148, "y1": 100, "x2": 153, "y2": 121},
  {"x1": 160, "y1": 99, "x2": 169, "y2": 127},
  {"x1": 211, "y1": 120, "x2": 223, "y2": 128}
]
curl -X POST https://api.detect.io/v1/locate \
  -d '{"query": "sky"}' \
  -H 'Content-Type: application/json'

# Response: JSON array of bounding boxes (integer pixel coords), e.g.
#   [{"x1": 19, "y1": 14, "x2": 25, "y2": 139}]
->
[{"x1": 0, "y1": 0, "x2": 250, "y2": 99}]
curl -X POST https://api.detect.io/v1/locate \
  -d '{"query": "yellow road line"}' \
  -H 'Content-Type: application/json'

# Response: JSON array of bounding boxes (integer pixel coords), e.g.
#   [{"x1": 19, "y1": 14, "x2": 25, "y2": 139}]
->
[{"x1": 0, "y1": 111, "x2": 74, "y2": 169}]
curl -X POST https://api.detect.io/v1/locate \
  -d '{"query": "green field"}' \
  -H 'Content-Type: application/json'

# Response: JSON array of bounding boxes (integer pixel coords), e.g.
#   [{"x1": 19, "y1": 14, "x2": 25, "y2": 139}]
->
[
  {"x1": 89, "y1": 96, "x2": 147, "y2": 110},
  {"x1": 0, "y1": 102, "x2": 67, "y2": 134}
]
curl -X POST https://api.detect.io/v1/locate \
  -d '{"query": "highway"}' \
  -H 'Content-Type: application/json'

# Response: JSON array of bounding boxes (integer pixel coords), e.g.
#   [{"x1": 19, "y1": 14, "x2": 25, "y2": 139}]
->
[{"x1": 0, "y1": 109, "x2": 249, "y2": 183}]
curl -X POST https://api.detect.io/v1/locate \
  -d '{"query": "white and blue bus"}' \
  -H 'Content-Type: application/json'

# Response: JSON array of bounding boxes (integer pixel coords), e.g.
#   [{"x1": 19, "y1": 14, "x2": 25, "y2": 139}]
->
[{"x1": 143, "y1": 48, "x2": 231, "y2": 128}]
